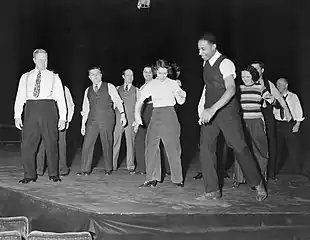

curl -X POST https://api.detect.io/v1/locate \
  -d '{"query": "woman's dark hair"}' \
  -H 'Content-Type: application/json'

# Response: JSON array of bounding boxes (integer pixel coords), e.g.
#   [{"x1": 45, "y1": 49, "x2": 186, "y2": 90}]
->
[
  {"x1": 153, "y1": 59, "x2": 172, "y2": 73},
  {"x1": 241, "y1": 65, "x2": 260, "y2": 83}
]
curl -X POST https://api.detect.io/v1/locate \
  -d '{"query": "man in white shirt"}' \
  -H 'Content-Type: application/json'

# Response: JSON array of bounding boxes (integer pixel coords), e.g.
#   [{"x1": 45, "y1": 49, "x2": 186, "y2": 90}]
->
[
  {"x1": 196, "y1": 33, "x2": 267, "y2": 201},
  {"x1": 251, "y1": 61, "x2": 292, "y2": 180},
  {"x1": 134, "y1": 59, "x2": 186, "y2": 188},
  {"x1": 113, "y1": 69, "x2": 139, "y2": 173},
  {"x1": 36, "y1": 86, "x2": 75, "y2": 177},
  {"x1": 274, "y1": 78, "x2": 304, "y2": 175},
  {"x1": 78, "y1": 67, "x2": 126, "y2": 176},
  {"x1": 14, "y1": 49, "x2": 67, "y2": 183}
]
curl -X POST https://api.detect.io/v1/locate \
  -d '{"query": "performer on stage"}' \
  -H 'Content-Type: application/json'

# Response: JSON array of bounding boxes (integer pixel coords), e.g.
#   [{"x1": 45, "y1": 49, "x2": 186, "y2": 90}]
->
[
  {"x1": 134, "y1": 59, "x2": 186, "y2": 188},
  {"x1": 232, "y1": 65, "x2": 274, "y2": 188},
  {"x1": 36, "y1": 85, "x2": 75, "y2": 177},
  {"x1": 14, "y1": 49, "x2": 67, "y2": 183},
  {"x1": 133, "y1": 66, "x2": 154, "y2": 174},
  {"x1": 113, "y1": 69, "x2": 139, "y2": 173},
  {"x1": 251, "y1": 61, "x2": 292, "y2": 180},
  {"x1": 78, "y1": 67, "x2": 126, "y2": 176},
  {"x1": 274, "y1": 78, "x2": 304, "y2": 175},
  {"x1": 196, "y1": 33, "x2": 267, "y2": 201}
]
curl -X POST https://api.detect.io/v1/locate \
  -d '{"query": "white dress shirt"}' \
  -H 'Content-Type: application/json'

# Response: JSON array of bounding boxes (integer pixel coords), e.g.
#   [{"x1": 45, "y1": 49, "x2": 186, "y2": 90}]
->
[
  {"x1": 64, "y1": 86, "x2": 75, "y2": 122},
  {"x1": 80, "y1": 81, "x2": 124, "y2": 124},
  {"x1": 116, "y1": 83, "x2": 140, "y2": 99},
  {"x1": 14, "y1": 68, "x2": 67, "y2": 121},
  {"x1": 198, "y1": 51, "x2": 236, "y2": 118},
  {"x1": 259, "y1": 79, "x2": 281, "y2": 108},
  {"x1": 273, "y1": 90, "x2": 304, "y2": 122}
]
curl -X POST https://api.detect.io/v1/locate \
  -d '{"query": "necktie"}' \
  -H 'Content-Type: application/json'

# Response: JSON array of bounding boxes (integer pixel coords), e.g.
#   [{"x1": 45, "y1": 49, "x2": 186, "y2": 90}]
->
[
  {"x1": 280, "y1": 95, "x2": 291, "y2": 120},
  {"x1": 33, "y1": 71, "x2": 41, "y2": 98},
  {"x1": 125, "y1": 85, "x2": 128, "y2": 91},
  {"x1": 94, "y1": 84, "x2": 99, "y2": 92}
]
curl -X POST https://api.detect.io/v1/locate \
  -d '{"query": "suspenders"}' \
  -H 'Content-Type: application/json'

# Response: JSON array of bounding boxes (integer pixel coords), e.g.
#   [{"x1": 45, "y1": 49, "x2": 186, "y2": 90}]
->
[{"x1": 25, "y1": 71, "x2": 56, "y2": 99}]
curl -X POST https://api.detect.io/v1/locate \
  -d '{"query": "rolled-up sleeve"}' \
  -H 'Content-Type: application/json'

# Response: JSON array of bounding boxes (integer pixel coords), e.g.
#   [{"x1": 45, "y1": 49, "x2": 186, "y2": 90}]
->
[
  {"x1": 292, "y1": 94, "x2": 304, "y2": 122},
  {"x1": 219, "y1": 59, "x2": 236, "y2": 79},
  {"x1": 269, "y1": 81, "x2": 281, "y2": 100},
  {"x1": 80, "y1": 88, "x2": 89, "y2": 125},
  {"x1": 54, "y1": 74, "x2": 67, "y2": 121},
  {"x1": 108, "y1": 83, "x2": 124, "y2": 113},
  {"x1": 14, "y1": 73, "x2": 27, "y2": 119},
  {"x1": 65, "y1": 87, "x2": 75, "y2": 122}
]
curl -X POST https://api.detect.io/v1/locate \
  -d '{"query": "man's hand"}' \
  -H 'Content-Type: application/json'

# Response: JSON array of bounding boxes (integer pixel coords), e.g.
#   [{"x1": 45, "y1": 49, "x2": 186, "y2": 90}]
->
[
  {"x1": 120, "y1": 113, "x2": 127, "y2": 127},
  {"x1": 292, "y1": 122, "x2": 300, "y2": 133},
  {"x1": 58, "y1": 120, "x2": 66, "y2": 131},
  {"x1": 200, "y1": 107, "x2": 217, "y2": 124},
  {"x1": 81, "y1": 124, "x2": 86, "y2": 136},
  {"x1": 66, "y1": 122, "x2": 70, "y2": 130},
  {"x1": 285, "y1": 110, "x2": 292, "y2": 122},
  {"x1": 15, "y1": 118, "x2": 23, "y2": 130}
]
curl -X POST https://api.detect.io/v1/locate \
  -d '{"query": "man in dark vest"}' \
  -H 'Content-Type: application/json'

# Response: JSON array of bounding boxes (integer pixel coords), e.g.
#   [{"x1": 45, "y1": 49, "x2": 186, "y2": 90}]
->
[
  {"x1": 77, "y1": 67, "x2": 126, "y2": 176},
  {"x1": 196, "y1": 33, "x2": 267, "y2": 201},
  {"x1": 113, "y1": 69, "x2": 139, "y2": 173},
  {"x1": 251, "y1": 61, "x2": 292, "y2": 180},
  {"x1": 14, "y1": 49, "x2": 66, "y2": 183}
]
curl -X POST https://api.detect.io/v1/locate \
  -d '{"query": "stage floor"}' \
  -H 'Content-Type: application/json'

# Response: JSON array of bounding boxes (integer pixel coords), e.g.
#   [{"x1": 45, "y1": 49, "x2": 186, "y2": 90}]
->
[{"x1": 1, "y1": 146, "x2": 310, "y2": 239}]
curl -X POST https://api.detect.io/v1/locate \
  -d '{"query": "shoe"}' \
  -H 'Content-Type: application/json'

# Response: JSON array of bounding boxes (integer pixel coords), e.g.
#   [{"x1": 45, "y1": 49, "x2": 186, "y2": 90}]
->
[
  {"x1": 269, "y1": 176, "x2": 278, "y2": 181},
  {"x1": 19, "y1": 178, "x2": 37, "y2": 184},
  {"x1": 77, "y1": 171, "x2": 90, "y2": 176},
  {"x1": 255, "y1": 182, "x2": 268, "y2": 202},
  {"x1": 105, "y1": 170, "x2": 112, "y2": 176},
  {"x1": 129, "y1": 170, "x2": 136, "y2": 175},
  {"x1": 174, "y1": 182, "x2": 184, "y2": 188},
  {"x1": 196, "y1": 191, "x2": 222, "y2": 200},
  {"x1": 139, "y1": 180, "x2": 158, "y2": 188},
  {"x1": 37, "y1": 172, "x2": 44, "y2": 176},
  {"x1": 49, "y1": 176, "x2": 62, "y2": 182},
  {"x1": 193, "y1": 172, "x2": 203, "y2": 180},
  {"x1": 60, "y1": 170, "x2": 70, "y2": 177},
  {"x1": 232, "y1": 181, "x2": 240, "y2": 188}
]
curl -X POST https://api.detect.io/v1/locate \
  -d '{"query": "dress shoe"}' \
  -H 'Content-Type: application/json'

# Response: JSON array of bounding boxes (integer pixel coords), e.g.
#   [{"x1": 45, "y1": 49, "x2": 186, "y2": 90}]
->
[
  {"x1": 19, "y1": 178, "x2": 37, "y2": 184},
  {"x1": 269, "y1": 176, "x2": 278, "y2": 181},
  {"x1": 37, "y1": 172, "x2": 44, "y2": 177},
  {"x1": 49, "y1": 176, "x2": 62, "y2": 182},
  {"x1": 60, "y1": 169, "x2": 70, "y2": 177},
  {"x1": 255, "y1": 182, "x2": 268, "y2": 202},
  {"x1": 193, "y1": 172, "x2": 203, "y2": 180},
  {"x1": 105, "y1": 170, "x2": 112, "y2": 175},
  {"x1": 77, "y1": 171, "x2": 90, "y2": 176},
  {"x1": 129, "y1": 170, "x2": 136, "y2": 175},
  {"x1": 232, "y1": 181, "x2": 240, "y2": 188},
  {"x1": 174, "y1": 182, "x2": 184, "y2": 188},
  {"x1": 196, "y1": 190, "x2": 222, "y2": 200},
  {"x1": 139, "y1": 180, "x2": 158, "y2": 188}
]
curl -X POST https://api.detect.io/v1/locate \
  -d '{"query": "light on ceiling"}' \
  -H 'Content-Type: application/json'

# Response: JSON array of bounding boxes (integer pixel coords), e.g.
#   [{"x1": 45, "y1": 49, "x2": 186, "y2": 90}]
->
[{"x1": 137, "y1": 0, "x2": 151, "y2": 9}]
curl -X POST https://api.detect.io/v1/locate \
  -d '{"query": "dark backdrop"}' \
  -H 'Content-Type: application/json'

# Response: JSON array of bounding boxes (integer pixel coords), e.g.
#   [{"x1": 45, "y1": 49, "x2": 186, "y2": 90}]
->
[{"x1": 0, "y1": 0, "x2": 309, "y2": 167}]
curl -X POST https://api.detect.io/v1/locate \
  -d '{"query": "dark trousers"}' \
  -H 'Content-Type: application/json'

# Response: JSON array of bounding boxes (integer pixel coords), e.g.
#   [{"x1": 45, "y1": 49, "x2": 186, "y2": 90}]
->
[
  {"x1": 36, "y1": 129, "x2": 68, "y2": 175},
  {"x1": 199, "y1": 102, "x2": 262, "y2": 193},
  {"x1": 21, "y1": 100, "x2": 59, "y2": 178},
  {"x1": 276, "y1": 121, "x2": 301, "y2": 174},
  {"x1": 262, "y1": 107, "x2": 277, "y2": 178},
  {"x1": 80, "y1": 114, "x2": 115, "y2": 172},
  {"x1": 145, "y1": 107, "x2": 182, "y2": 183}
]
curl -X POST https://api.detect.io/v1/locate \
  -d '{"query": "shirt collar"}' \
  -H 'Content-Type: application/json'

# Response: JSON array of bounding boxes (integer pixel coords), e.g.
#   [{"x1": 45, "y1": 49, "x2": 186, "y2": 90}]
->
[
  {"x1": 208, "y1": 50, "x2": 221, "y2": 66},
  {"x1": 124, "y1": 83, "x2": 132, "y2": 90},
  {"x1": 94, "y1": 81, "x2": 102, "y2": 88}
]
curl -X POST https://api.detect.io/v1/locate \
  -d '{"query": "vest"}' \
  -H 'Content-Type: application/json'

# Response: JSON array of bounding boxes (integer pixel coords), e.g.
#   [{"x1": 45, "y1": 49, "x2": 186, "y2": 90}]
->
[
  {"x1": 203, "y1": 55, "x2": 239, "y2": 112},
  {"x1": 117, "y1": 85, "x2": 137, "y2": 121},
  {"x1": 87, "y1": 82, "x2": 114, "y2": 123}
]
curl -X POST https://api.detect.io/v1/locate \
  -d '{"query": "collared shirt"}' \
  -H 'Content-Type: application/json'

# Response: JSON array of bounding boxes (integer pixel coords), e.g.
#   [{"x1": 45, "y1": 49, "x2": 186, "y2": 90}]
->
[
  {"x1": 80, "y1": 82, "x2": 124, "y2": 123},
  {"x1": 64, "y1": 86, "x2": 75, "y2": 122},
  {"x1": 273, "y1": 90, "x2": 304, "y2": 122},
  {"x1": 14, "y1": 68, "x2": 67, "y2": 121},
  {"x1": 138, "y1": 78, "x2": 186, "y2": 108},
  {"x1": 117, "y1": 84, "x2": 140, "y2": 98},
  {"x1": 258, "y1": 78, "x2": 281, "y2": 108},
  {"x1": 198, "y1": 51, "x2": 236, "y2": 118}
]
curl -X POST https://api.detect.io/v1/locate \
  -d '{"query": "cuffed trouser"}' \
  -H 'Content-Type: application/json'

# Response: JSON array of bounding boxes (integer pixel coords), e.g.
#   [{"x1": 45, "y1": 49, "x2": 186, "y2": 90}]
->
[
  {"x1": 21, "y1": 100, "x2": 59, "y2": 178},
  {"x1": 233, "y1": 118, "x2": 269, "y2": 183},
  {"x1": 36, "y1": 129, "x2": 68, "y2": 175},
  {"x1": 145, "y1": 106, "x2": 183, "y2": 183},
  {"x1": 199, "y1": 102, "x2": 262, "y2": 193}
]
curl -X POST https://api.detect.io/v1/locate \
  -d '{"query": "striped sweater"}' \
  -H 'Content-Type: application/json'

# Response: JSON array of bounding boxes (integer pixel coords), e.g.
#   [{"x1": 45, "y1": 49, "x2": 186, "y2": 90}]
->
[{"x1": 240, "y1": 83, "x2": 273, "y2": 119}]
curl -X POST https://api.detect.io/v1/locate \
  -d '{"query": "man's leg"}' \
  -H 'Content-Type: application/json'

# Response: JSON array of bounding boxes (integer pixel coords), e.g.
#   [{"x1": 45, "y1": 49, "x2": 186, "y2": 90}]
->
[
  {"x1": 134, "y1": 126, "x2": 147, "y2": 173},
  {"x1": 99, "y1": 122, "x2": 114, "y2": 173},
  {"x1": 80, "y1": 123, "x2": 99, "y2": 173},
  {"x1": 36, "y1": 139, "x2": 45, "y2": 176},
  {"x1": 124, "y1": 122, "x2": 135, "y2": 171},
  {"x1": 112, "y1": 115, "x2": 124, "y2": 170},
  {"x1": 59, "y1": 129, "x2": 69, "y2": 175}
]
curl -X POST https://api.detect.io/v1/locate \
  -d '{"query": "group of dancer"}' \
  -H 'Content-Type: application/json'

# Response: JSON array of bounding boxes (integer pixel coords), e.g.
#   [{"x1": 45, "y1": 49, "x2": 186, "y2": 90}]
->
[{"x1": 13, "y1": 33, "x2": 304, "y2": 202}]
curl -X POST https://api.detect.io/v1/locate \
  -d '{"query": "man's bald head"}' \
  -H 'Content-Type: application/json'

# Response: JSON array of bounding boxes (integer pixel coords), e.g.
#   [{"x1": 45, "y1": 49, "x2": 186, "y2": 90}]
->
[{"x1": 276, "y1": 78, "x2": 288, "y2": 94}]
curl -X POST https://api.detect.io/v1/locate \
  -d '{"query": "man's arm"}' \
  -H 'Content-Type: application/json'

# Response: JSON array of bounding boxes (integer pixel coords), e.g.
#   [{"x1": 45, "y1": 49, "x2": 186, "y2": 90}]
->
[
  {"x1": 54, "y1": 74, "x2": 67, "y2": 121},
  {"x1": 269, "y1": 81, "x2": 291, "y2": 115},
  {"x1": 197, "y1": 86, "x2": 206, "y2": 118},
  {"x1": 108, "y1": 83, "x2": 124, "y2": 113},
  {"x1": 65, "y1": 87, "x2": 75, "y2": 122},
  {"x1": 173, "y1": 81, "x2": 186, "y2": 105},
  {"x1": 14, "y1": 74, "x2": 27, "y2": 119},
  {"x1": 80, "y1": 88, "x2": 90, "y2": 126}
]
